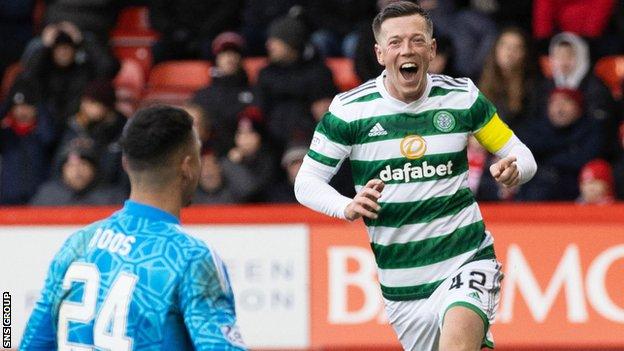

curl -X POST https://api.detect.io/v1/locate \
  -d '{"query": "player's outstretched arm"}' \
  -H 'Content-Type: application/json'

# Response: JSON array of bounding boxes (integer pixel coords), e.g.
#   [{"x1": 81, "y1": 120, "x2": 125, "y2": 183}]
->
[
  {"x1": 180, "y1": 249, "x2": 247, "y2": 351},
  {"x1": 344, "y1": 179, "x2": 385, "y2": 221}
]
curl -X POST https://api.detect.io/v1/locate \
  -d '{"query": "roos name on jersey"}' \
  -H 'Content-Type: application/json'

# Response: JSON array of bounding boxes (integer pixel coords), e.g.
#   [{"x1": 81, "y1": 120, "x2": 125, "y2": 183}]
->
[{"x1": 379, "y1": 161, "x2": 454, "y2": 183}]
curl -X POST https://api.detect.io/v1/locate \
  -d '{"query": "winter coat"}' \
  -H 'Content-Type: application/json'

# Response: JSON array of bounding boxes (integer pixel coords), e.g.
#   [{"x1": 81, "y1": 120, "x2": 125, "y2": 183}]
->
[
  {"x1": 192, "y1": 69, "x2": 254, "y2": 156},
  {"x1": 255, "y1": 54, "x2": 337, "y2": 147},
  {"x1": 0, "y1": 106, "x2": 55, "y2": 205}
]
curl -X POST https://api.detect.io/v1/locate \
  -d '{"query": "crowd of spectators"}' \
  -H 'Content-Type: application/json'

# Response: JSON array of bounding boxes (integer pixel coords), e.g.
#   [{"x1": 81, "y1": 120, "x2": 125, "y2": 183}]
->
[{"x1": 0, "y1": 0, "x2": 623, "y2": 206}]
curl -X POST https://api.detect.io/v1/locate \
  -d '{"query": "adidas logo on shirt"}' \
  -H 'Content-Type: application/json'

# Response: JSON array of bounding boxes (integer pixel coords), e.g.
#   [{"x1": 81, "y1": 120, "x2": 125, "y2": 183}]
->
[{"x1": 368, "y1": 123, "x2": 388, "y2": 137}]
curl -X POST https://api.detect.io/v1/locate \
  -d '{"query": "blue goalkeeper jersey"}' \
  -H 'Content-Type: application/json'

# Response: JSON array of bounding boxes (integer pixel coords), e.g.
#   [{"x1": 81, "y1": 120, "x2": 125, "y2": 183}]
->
[{"x1": 20, "y1": 200, "x2": 246, "y2": 351}]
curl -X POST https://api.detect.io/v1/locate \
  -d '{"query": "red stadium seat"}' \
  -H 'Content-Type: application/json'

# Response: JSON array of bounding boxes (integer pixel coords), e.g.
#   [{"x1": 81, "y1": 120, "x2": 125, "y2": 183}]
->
[
  {"x1": 142, "y1": 60, "x2": 211, "y2": 106},
  {"x1": 1, "y1": 62, "x2": 23, "y2": 102},
  {"x1": 242, "y1": 57, "x2": 269, "y2": 85},
  {"x1": 325, "y1": 57, "x2": 361, "y2": 92},
  {"x1": 594, "y1": 55, "x2": 624, "y2": 99},
  {"x1": 110, "y1": 6, "x2": 159, "y2": 47},
  {"x1": 113, "y1": 59, "x2": 146, "y2": 117}
]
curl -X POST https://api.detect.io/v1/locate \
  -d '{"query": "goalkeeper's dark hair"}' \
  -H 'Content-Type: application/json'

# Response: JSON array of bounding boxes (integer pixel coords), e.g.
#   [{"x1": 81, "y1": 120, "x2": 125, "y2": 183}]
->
[
  {"x1": 372, "y1": 1, "x2": 433, "y2": 42},
  {"x1": 120, "y1": 105, "x2": 194, "y2": 171}
]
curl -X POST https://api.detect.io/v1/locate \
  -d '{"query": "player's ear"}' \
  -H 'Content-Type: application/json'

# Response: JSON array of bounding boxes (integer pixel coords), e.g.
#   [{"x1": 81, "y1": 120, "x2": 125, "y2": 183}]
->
[
  {"x1": 180, "y1": 155, "x2": 193, "y2": 181},
  {"x1": 374, "y1": 43, "x2": 385, "y2": 66},
  {"x1": 121, "y1": 155, "x2": 130, "y2": 173}
]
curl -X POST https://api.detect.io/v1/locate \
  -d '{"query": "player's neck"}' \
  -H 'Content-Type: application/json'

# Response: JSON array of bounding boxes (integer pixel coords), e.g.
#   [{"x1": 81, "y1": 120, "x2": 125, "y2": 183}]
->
[
  {"x1": 384, "y1": 76, "x2": 426, "y2": 104},
  {"x1": 128, "y1": 190, "x2": 182, "y2": 219}
]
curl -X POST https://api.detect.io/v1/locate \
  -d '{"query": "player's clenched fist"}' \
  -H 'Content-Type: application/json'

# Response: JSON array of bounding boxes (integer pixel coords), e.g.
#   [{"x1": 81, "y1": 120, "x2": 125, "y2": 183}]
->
[
  {"x1": 490, "y1": 156, "x2": 520, "y2": 188},
  {"x1": 344, "y1": 179, "x2": 385, "y2": 221}
]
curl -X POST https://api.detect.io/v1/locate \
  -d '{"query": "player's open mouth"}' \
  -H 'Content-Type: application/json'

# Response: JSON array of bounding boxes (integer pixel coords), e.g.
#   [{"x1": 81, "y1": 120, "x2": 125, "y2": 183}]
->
[{"x1": 399, "y1": 62, "x2": 419, "y2": 82}]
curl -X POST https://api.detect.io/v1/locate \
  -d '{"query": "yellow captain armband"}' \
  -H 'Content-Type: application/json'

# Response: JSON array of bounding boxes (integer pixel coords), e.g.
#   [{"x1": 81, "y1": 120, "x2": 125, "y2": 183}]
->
[{"x1": 473, "y1": 113, "x2": 513, "y2": 153}]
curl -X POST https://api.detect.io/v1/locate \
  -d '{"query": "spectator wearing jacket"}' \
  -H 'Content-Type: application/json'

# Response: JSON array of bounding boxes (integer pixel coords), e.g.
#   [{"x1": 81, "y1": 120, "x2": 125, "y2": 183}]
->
[
  {"x1": 0, "y1": 79, "x2": 55, "y2": 205},
  {"x1": 535, "y1": 32, "x2": 618, "y2": 158},
  {"x1": 193, "y1": 152, "x2": 239, "y2": 205},
  {"x1": 220, "y1": 108, "x2": 277, "y2": 203},
  {"x1": 255, "y1": 15, "x2": 337, "y2": 149},
  {"x1": 53, "y1": 80, "x2": 126, "y2": 185},
  {"x1": 518, "y1": 88, "x2": 604, "y2": 201},
  {"x1": 21, "y1": 23, "x2": 106, "y2": 133},
  {"x1": 192, "y1": 32, "x2": 254, "y2": 156},
  {"x1": 30, "y1": 145, "x2": 123, "y2": 206}
]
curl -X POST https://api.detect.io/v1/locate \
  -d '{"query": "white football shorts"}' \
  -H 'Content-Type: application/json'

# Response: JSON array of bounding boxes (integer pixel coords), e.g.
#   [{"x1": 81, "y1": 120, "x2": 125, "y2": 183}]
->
[{"x1": 383, "y1": 259, "x2": 503, "y2": 351}]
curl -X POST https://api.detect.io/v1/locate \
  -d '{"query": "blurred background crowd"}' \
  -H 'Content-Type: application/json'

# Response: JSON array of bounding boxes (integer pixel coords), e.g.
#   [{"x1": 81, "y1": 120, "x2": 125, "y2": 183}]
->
[{"x1": 1, "y1": 0, "x2": 623, "y2": 207}]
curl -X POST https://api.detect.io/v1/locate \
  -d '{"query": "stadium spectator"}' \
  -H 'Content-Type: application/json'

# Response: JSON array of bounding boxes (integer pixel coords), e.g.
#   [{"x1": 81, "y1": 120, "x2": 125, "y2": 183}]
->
[
  {"x1": 221, "y1": 109, "x2": 277, "y2": 202},
  {"x1": 20, "y1": 23, "x2": 107, "y2": 133},
  {"x1": 255, "y1": 15, "x2": 337, "y2": 149},
  {"x1": 577, "y1": 159, "x2": 616, "y2": 204},
  {"x1": 613, "y1": 122, "x2": 624, "y2": 200},
  {"x1": 0, "y1": 0, "x2": 35, "y2": 78},
  {"x1": 40, "y1": 0, "x2": 120, "y2": 76},
  {"x1": 536, "y1": 32, "x2": 618, "y2": 158},
  {"x1": 479, "y1": 27, "x2": 538, "y2": 130},
  {"x1": 420, "y1": 0, "x2": 498, "y2": 79},
  {"x1": 30, "y1": 145, "x2": 123, "y2": 206},
  {"x1": 149, "y1": 0, "x2": 243, "y2": 62},
  {"x1": 193, "y1": 152, "x2": 240, "y2": 204},
  {"x1": 307, "y1": 0, "x2": 377, "y2": 58},
  {"x1": 533, "y1": 0, "x2": 620, "y2": 58},
  {"x1": 240, "y1": 1, "x2": 302, "y2": 56},
  {"x1": 518, "y1": 88, "x2": 604, "y2": 201},
  {"x1": 0, "y1": 78, "x2": 55, "y2": 205},
  {"x1": 266, "y1": 142, "x2": 308, "y2": 203},
  {"x1": 191, "y1": 32, "x2": 253, "y2": 156},
  {"x1": 52, "y1": 80, "x2": 126, "y2": 186}
]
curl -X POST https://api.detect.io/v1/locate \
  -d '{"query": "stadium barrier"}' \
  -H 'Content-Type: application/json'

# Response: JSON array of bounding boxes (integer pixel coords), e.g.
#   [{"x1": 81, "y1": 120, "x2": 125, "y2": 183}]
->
[{"x1": 1, "y1": 203, "x2": 623, "y2": 350}]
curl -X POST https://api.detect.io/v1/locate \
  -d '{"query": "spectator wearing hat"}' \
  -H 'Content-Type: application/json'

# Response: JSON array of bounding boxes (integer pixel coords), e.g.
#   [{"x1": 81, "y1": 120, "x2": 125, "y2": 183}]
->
[
  {"x1": 517, "y1": 88, "x2": 604, "y2": 201},
  {"x1": 149, "y1": 0, "x2": 243, "y2": 62},
  {"x1": 577, "y1": 159, "x2": 616, "y2": 204},
  {"x1": 0, "y1": 78, "x2": 55, "y2": 205},
  {"x1": 535, "y1": 32, "x2": 618, "y2": 159},
  {"x1": 30, "y1": 145, "x2": 124, "y2": 206},
  {"x1": 192, "y1": 32, "x2": 254, "y2": 156},
  {"x1": 20, "y1": 22, "x2": 105, "y2": 131},
  {"x1": 220, "y1": 107, "x2": 278, "y2": 202},
  {"x1": 52, "y1": 80, "x2": 126, "y2": 185},
  {"x1": 255, "y1": 15, "x2": 338, "y2": 150}
]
